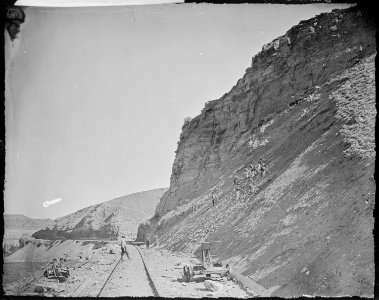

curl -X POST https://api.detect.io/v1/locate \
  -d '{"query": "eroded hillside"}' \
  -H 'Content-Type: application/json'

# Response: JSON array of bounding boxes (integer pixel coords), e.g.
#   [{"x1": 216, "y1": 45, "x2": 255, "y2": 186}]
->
[
  {"x1": 33, "y1": 188, "x2": 167, "y2": 240},
  {"x1": 137, "y1": 6, "x2": 375, "y2": 297}
]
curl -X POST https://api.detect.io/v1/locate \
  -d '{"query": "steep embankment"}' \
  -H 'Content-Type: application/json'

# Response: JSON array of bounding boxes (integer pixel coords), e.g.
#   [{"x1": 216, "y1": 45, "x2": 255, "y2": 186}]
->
[
  {"x1": 32, "y1": 188, "x2": 167, "y2": 240},
  {"x1": 137, "y1": 7, "x2": 375, "y2": 297}
]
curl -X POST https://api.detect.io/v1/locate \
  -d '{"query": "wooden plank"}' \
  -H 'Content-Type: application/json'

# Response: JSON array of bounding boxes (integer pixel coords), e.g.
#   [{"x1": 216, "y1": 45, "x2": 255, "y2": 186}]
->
[{"x1": 230, "y1": 270, "x2": 271, "y2": 297}]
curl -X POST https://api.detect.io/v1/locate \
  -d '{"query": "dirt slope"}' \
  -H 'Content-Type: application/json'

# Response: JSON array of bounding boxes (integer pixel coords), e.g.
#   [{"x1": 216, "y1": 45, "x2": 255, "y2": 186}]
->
[
  {"x1": 137, "y1": 7, "x2": 375, "y2": 297},
  {"x1": 32, "y1": 188, "x2": 167, "y2": 240}
]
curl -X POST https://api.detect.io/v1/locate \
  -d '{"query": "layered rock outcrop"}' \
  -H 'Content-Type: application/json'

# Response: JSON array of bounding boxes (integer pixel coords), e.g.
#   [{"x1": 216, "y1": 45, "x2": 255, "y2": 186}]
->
[
  {"x1": 138, "y1": 6, "x2": 375, "y2": 297},
  {"x1": 154, "y1": 7, "x2": 375, "y2": 216}
]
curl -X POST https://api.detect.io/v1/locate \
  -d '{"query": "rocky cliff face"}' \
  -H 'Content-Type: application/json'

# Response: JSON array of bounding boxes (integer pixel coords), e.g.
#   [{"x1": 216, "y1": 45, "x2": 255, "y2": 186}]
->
[
  {"x1": 32, "y1": 188, "x2": 167, "y2": 240},
  {"x1": 138, "y1": 6, "x2": 375, "y2": 297}
]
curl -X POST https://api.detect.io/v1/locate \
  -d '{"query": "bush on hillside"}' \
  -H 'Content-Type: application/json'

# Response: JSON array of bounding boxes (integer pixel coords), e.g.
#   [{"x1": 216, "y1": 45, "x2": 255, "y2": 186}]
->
[{"x1": 19, "y1": 233, "x2": 35, "y2": 248}]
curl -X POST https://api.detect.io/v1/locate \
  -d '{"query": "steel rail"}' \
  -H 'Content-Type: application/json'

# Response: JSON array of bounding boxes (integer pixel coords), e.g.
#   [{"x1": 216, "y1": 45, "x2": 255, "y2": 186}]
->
[
  {"x1": 133, "y1": 245, "x2": 160, "y2": 297},
  {"x1": 96, "y1": 257, "x2": 123, "y2": 297},
  {"x1": 97, "y1": 246, "x2": 160, "y2": 297}
]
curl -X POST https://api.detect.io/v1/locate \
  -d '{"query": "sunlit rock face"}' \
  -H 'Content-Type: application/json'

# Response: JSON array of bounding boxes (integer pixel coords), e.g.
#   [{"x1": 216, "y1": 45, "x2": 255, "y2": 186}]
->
[
  {"x1": 138, "y1": 7, "x2": 376, "y2": 297},
  {"x1": 154, "y1": 7, "x2": 375, "y2": 216}
]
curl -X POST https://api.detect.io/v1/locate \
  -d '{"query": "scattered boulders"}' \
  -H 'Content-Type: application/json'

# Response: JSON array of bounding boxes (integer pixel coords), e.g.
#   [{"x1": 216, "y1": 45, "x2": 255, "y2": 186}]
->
[
  {"x1": 34, "y1": 286, "x2": 45, "y2": 293},
  {"x1": 102, "y1": 243, "x2": 119, "y2": 254},
  {"x1": 33, "y1": 284, "x2": 60, "y2": 294},
  {"x1": 204, "y1": 280, "x2": 224, "y2": 292}
]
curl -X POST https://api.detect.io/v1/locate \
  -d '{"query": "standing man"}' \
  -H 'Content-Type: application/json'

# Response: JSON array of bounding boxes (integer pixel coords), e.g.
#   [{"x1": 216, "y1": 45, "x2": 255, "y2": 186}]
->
[
  {"x1": 211, "y1": 190, "x2": 218, "y2": 206},
  {"x1": 120, "y1": 236, "x2": 131, "y2": 261},
  {"x1": 146, "y1": 239, "x2": 150, "y2": 249},
  {"x1": 234, "y1": 175, "x2": 242, "y2": 200},
  {"x1": 154, "y1": 234, "x2": 159, "y2": 247},
  {"x1": 258, "y1": 158, "x2": 269, "y2": 179}
]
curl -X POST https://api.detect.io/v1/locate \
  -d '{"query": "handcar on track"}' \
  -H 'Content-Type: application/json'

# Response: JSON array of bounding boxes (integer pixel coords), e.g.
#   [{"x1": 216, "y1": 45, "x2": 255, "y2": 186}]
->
[{"x1": 182, "y1": 241, "x2": 231, "y2": 282}]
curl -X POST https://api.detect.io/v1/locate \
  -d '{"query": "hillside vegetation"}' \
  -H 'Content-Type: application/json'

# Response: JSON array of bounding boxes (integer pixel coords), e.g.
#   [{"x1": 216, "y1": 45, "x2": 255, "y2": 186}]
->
[
  {"x1": 137, "y1": 7, "x2": 375, "y2": 297},
  {"x1": 32, "y1": 188, "x2": 167, "y2": 240}
]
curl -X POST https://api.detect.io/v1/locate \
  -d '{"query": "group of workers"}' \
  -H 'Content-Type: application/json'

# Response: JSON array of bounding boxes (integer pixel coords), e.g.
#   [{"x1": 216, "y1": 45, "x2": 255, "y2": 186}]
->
[
  {"x1": 191, "y1": 202, "x2": 199, "y2": 213},
  {"x1": 198, "y1": 158, "x2": 270, "y2": 206},
  {"x1": 187, "y1": 158, "x2": 269, "y2": 209},
  {"x1": 244, "y1": 158, "x2": 269, "y2": 180},
  {"x1": 234, "y1": 158, "x2": 270, "y2": 199},
  {"x1": 44, "y1": 257, "x2": 70, "y2": 281}
]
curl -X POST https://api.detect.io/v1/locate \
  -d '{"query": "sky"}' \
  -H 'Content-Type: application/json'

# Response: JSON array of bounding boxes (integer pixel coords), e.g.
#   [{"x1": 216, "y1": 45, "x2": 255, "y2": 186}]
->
[{"x1": 4, "y1": 3, "x2": 351, "y2": 219}]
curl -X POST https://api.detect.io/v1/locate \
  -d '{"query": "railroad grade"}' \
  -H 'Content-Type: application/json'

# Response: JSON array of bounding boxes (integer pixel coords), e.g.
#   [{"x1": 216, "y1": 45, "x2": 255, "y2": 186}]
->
[
  {"x1": 11, "y1": 241, "x2": 255, "y2": 297},
  {"x1": 14, "y1": 239, "x2": 159, "y2": 297},
  {"x1": 95, "y1": 245, "x2": 160, "y2": 297}
]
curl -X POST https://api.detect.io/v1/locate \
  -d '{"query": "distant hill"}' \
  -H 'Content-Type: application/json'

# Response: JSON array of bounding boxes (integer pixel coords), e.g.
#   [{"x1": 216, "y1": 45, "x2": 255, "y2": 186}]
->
[
  {"x1": 3, "y1": 214, "x2": 54, "y2": 256},
  {"x1": 4, "y1": 214, "x2": 54, "y2": 240},
  {"x1": 4, "y1": 214, "x2": 53, "y2": 230},
  {"x1": 32, "y1": 188, "x2": 167, "y2": 240}
]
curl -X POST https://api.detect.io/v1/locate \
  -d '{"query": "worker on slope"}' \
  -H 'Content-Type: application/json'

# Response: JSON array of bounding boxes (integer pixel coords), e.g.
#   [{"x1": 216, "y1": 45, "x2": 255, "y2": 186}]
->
[
  {"x1": 257, "y1": 158, "x2": 269, "y2": 179},
  {"x1": 120, "y1": 236, "x2": 131, "y2": 261},
  {"x1": 249, "y1": 164, "x2": 258, "y2": 178},
  {"x1": 211, "y1": 190, "x2": 218, "y2": 206},
  {"x1": 244, "y1": 167, "x2": 253, "y2": 180},
  {"x1": 234, "y1": 175, "x2": 243, "y2": 200}
]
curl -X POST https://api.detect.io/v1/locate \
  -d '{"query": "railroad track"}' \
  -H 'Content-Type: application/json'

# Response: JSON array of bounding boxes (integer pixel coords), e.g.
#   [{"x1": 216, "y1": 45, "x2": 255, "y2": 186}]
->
[
  {"x1": 96, "y1": 257, "x2": 123, "y2": 297},
  {"x1": 14, "y1": 243, "x2": 158, "y2": 297},
  {"x1": 95, "y1": 245, "x2": 160, "y2": 297},
  {"x1": 133, "y1": 245, "x2": 160, "y2": 297}
]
